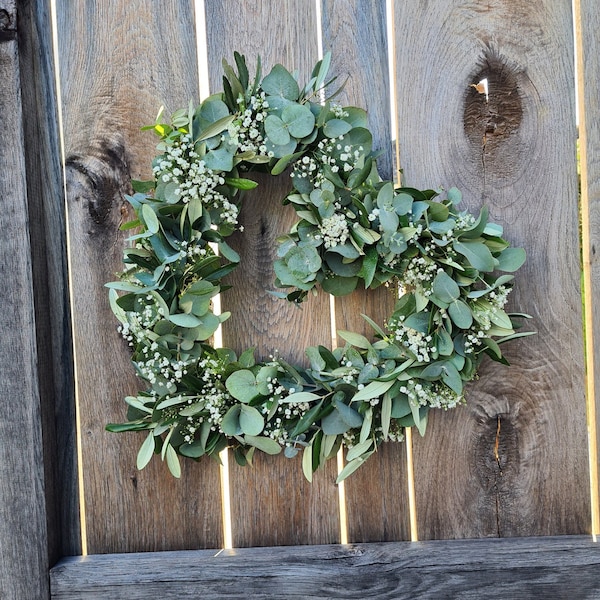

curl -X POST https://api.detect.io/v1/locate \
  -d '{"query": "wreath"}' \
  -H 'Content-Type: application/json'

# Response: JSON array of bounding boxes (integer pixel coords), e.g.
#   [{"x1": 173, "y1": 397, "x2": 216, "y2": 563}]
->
[{"x1": 106, "y1": 52, "x2": 532, "y2": 482}]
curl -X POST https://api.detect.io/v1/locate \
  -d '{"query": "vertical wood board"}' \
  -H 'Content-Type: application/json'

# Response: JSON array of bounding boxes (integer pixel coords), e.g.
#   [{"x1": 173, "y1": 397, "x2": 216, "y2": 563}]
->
[
  {"x1": 576, "y1": 0, "x2": 600, "y2": 536},
  {"x1": 57, "y1": 0, "x2": 223, "y2": 553},
  {"x1": 204, "y1": 0, "x2": 340, "y2": 547},
  {"x1": 393, "y1": 0, "x2": 589, "y2": 539},
  {"x1": 0, "y1": 3, "x2": 50, "y2": 597},
  {"x1": 321, "y1": 0, "x2": 410, "y2": 543},
  {"x1": 16, "y1": 0, "x2": 80, "y2": 561}
]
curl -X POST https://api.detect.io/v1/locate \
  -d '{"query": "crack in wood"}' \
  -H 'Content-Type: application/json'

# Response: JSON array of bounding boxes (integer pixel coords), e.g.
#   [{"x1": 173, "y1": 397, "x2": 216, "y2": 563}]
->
[
  {"x1": 494, "y1": 414, "x2": 503, "y2": 536},
  {"x1": 464, "y1": 49, "x2": 523, "y2": 188}
]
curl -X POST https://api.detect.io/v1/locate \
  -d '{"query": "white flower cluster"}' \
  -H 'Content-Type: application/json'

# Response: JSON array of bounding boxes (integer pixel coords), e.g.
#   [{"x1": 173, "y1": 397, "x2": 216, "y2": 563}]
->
[
  {"x1": 258, "y1": 376, "x2": 311, "y2": 445},
  {"x1": 389, "y1": 316, "x2": 435, "y2": 363},
  {"x1": 152, "y1": 132, "x2": 238, "y2": 226},
  {"x1": 118, "y1": 294, "x2": 164, "y2": 348},
  {"x1": 179, "y1": 237, "x2": 211, "y2": 261},
  {"x1": 319, "y1": 212, "x2": 350, "y2": 248},
  {"x1": 463, "y1": 286, "x2": 511, "y2": 353},
  {"x1": 135, "y1": 347, "x2": 192, "y2": 389},
  {"x1": 454, "y1": 213, "x2": 476, "y2": 231},
  {"x1": 400, "y1": 379, "x2": 464, "y2": 410},
  {"x1": 229, "y1": 92, "x2": 272, "y2": 156},
  {"x1": 291, "y1": 138, "x2": 364, "y2": 187},
  {"x1": 178, "y1": 356, "x2": 233, "y2": 442},
  {"x1": 399, "y1": 257, "x2": 439, "y2": 298}
]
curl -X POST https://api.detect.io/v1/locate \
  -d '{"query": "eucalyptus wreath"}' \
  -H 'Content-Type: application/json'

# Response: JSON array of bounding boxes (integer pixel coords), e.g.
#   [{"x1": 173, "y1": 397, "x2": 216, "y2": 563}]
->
[{"x1": 106, "y1": 52, "x2": 531, "y2": 482}]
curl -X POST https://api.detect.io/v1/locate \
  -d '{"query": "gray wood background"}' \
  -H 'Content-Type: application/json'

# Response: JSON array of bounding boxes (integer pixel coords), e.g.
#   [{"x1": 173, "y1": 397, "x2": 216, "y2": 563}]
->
[{"x1": 2, "y1": 0, "x2": 599, "y2": 598}]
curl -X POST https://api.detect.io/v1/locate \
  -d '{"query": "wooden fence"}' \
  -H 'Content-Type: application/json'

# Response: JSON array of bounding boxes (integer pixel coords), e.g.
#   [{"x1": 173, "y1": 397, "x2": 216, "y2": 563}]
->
[{"x1": 3, "y1": 0, "x2": 600, "y2": 597}]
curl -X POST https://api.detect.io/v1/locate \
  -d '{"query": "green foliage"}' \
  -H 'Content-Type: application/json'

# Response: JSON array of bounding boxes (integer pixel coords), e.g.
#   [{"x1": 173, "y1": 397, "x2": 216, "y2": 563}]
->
[{"x1": 106, "y1": 52, "x2": 532, "y2": 482}]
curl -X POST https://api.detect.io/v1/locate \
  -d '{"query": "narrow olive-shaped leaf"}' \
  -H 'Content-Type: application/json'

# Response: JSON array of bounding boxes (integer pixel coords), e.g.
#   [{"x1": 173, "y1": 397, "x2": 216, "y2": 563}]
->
[
  {"x1": 381, "y1": 392, "x2": 392, "y2": 439},
  {"x1": 224, "y1": 177, "x2": 259, "y2": 190},
  {"x1": 359, "y1": 407, "x2": 373, "y2": 444},
  {"x1": 136, "y1": 432, "x2": 155, "y2": 470},
  {"x1": 490, "y1": 309, "x2": 513, "y2": 330},
  {"x1": 410, "y1": 404, "x2": 429, "y2": 437},
  {"x1": 335, "y1": 452, "x2": 373, "y2": 483},
  {"x1": 302, "y1": 443, "x2": 314, "y2": 482},
  {"x1": 197, "y1": 114, "x2": 235, "y2": 142},
  {"x1": 141, "y1": 203, "x2": 160, "y2": 234},
  {"x1": 346, "y1": 438, "x2": 373, "y2": 462},
  {"x1": 165, "y1": 444, "x2": 181, "y2": 478},
  {"x1": 106, "y1": 421, "x2": 149, "y2": 433},
  {"x1": 281, "y1": 391, "x2": 322, "y2": 403},
  {"x1": 244, "y1": 435, "x2": 282, "y2": 455},
  {"x1": 351, "y1": 379, "x2": 395, "y2": 402},
  {"x1": 337, "y1": 330, "x2": 372, "y2": 349}
]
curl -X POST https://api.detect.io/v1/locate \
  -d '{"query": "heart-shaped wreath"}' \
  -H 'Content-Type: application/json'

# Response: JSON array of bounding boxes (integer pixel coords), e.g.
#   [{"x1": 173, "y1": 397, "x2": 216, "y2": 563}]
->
[{"x1": 106, "y1": 53, "x2": 531, "y2": 482}]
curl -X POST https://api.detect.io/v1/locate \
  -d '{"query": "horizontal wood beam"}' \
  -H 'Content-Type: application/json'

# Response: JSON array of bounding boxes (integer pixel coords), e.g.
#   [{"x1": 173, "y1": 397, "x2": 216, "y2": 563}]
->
[{"x1": 51, "y1": 536, "x2": 600, "y2": 599}]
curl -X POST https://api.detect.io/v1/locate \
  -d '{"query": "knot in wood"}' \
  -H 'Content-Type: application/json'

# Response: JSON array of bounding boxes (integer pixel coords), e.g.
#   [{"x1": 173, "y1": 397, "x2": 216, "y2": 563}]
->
[
  {"x1": 0, "y1": 9, "x2": 11, "y2": 30},
  {"x1": 464, "y1": 54, "x2": 523, "y2": 146}
]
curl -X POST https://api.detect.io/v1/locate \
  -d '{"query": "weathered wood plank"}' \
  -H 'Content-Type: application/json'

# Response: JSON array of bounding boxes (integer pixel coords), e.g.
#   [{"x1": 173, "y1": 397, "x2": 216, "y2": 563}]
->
[
  {"x1": 394, "y1": 0, "x2": 589, "y2": 538},
  {"x1": 204, "y1": 0, "x2": 340, "y2": 547},
  {"x1": 57, "y1": 0, "x2": 223, "y2": 553},
  {"x1": 16, "y1": 0, "x2": 80, "y2": 562},
  {"x1": 576, "y1": 0, "x2": 600, "y2": 535},
  {"x1": 51, "y1": 535, "x2": 600, "y2": 599},
  {"x1": 0, "y1": 1, "x2": 50, "y2": 597},
  {"x1": 321, "y1": 0, "x2": 410, "y2": 543}
]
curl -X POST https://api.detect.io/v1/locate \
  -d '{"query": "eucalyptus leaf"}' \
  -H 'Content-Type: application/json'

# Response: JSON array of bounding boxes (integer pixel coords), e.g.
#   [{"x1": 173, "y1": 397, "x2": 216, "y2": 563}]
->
[
  {"x1": 264, "y1": 114, "x2": 291, "y2": 145},
  {"x1": 239, "y1": 404, "x2": 264, "y2": 436},
  {"x1": 261, "y1": 64, "x2": 300, "y2": 100},
  {"x1": 432, "y1": 271, "x2": 460, "y2": 303},
  {"x1": 454, "y1": 240, "x2": 495, "y2": 272},
  {"x1": 225, "y1": 370, "x2": 260, "y2": 403},
  {"x1": 496, "y1": 247, "x2": 526, "y2": 272},
  {"x1": 448, "y1": 299, "x2": 473, "y2": 328},
  {"x1": 282, "y1": 103, "x2": 316, "y2": 138}
]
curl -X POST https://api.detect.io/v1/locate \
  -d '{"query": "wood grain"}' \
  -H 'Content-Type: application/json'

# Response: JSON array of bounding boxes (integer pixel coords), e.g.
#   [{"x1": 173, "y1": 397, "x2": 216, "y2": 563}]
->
[
  {"x1": 51, "y1": 535, "x2": 600, "y2": 599},
  {"x1": 393, "y1": 0, "x2": 589, "y2": 538},
  {"x1": 576, "y1": 0, "x2": 600, "y2": 534},
  {"x1": 204, "y1": 0, "x2": 340, "y2": 547},
  {"x1": 0, "y1": 2, "x2": 50, "y2": 597},
  {"x1": 16, "y1": 0, "x2": 80, "y2": 562},
  {"x1": 321, "y1": 0, "x2": 410, "y2": 543},
  {"x1": 56, "y1": 0, "x2": 223, "y2": 553}
]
